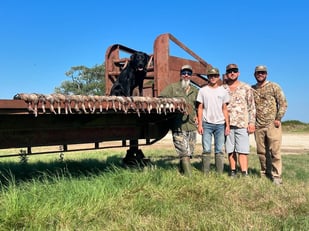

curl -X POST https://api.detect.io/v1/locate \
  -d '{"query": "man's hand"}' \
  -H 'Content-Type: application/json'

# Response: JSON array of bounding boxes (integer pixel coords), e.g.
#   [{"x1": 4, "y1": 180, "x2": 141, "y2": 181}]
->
[
  {"x1": 247, "y1": 123, "x2": 255, "y2": 134},
  {"x1": 274, "y1": 120, "x2": 281, "y2": 128}
]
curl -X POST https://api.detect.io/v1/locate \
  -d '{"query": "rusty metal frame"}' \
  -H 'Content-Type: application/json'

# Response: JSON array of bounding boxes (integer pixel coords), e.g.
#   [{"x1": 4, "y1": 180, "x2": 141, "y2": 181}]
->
[
  {"x1": 105, "y1": 33, "x2": 211, "y2": 97},
  {"x1": 153, "y1": 33, "x2": 211, "y2": 96},
  {"x1": 0, "y1": 33, "x2": 212, "y2": 158}
]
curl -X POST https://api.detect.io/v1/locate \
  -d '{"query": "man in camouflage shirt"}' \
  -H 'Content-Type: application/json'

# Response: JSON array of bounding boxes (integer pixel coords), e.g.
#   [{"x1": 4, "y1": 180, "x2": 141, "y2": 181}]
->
[
  {"x1": 224, "y1": 64, "x2": 256, "y2": 177},
  {"x1": 160, "y1": 64, "x2": 198, "y2": 177},
  {"x1": 252, "y1": 65, "x2": 287, "y2": 185}
]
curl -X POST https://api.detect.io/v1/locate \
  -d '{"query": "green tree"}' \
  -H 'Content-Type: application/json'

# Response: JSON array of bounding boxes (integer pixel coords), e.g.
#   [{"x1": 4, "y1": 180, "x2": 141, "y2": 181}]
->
[{"x1": 55, "y1": 64, "x2": 105, "y2": 95}]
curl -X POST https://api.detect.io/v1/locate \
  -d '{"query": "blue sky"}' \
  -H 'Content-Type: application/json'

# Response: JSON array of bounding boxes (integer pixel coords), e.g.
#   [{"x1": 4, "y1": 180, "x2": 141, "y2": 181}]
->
[{"x1": 1, "y1": 0, "x2": 308, "y2": 122}]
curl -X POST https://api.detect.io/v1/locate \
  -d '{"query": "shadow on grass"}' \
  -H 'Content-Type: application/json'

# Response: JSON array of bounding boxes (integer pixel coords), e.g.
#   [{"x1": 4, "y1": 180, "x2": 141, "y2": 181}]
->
[
  {"x1": 0, "y1": 159, "x2": 99, "y2": 185},
  {"x1": 151, "y1": 154, "x2": 261, "y2": 177},
  {"x1": 0, "y1": 153, "x2": 176, "y2": 186},
  {"x1": 0, "y1": 151, "x2": 262, "y2": 187}
]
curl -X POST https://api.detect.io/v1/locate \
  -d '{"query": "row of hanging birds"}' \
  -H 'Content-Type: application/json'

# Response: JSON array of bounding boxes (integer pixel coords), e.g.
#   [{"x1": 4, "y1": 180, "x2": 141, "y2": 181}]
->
[{"x1": 13, "y1": 93, "x2": 188, "y2": 117}]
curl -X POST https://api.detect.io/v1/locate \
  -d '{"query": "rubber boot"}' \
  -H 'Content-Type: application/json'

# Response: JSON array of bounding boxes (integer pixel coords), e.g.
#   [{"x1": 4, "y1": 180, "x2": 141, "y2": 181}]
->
[
  {"x1": 181, "y1": 156, "x2": 192, "y2": 177},
  {"x1": 202, "y1": 154, "x2": 211, "y2": 174},
  {"x1": 179, "y1": 160, "x2": 184, "y2": 175},
  {"x1": 215, "y1": 153, "x2": 224, "y2": 174}
]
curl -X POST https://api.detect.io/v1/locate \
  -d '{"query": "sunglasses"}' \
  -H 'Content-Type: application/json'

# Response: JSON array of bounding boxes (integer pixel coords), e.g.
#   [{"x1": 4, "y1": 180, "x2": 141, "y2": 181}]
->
[
  {"x1": 181, "y1": 70, "x2": 192, "y2": 76},
  {"x1": 256, "y1": 71, "x2": 267, "y2": 75},
  {"x1": 208, "y1": 74, "x2": 219, "y2": 78},
  {"x1": 226, "y1": 68, "x2": 239, "y2": 74}
]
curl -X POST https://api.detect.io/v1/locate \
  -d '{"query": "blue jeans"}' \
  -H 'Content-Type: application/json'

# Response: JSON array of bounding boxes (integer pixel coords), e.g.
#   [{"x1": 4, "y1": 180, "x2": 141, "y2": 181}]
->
[{"x1": 202, "y1": 122, "x2": 225, "y2": 154}]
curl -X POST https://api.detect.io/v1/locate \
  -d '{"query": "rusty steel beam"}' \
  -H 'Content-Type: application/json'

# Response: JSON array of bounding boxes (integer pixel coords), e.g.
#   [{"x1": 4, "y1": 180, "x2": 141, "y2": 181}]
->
[
  {"x1": 0, "y1": 97, "x2": 184, "y2": 156},
  {"x1": 153, "y1": 33, "x2": 211, "y2": 96},
  {"x1": 0, "y1": 110, "x2": 176, "y2": 151}
]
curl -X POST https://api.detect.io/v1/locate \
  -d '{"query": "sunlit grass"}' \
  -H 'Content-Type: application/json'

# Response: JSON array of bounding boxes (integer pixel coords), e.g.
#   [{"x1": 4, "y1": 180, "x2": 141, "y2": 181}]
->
[
  {"x1": 282, "y1": 120, "x2": 309, "y2": 133},
  {"x1": 0, "y1": 146, "x2": 308, "y2": 230}
]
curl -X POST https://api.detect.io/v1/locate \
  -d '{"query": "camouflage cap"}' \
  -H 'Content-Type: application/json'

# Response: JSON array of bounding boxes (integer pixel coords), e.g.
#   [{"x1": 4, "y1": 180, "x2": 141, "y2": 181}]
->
[
  {"x1": 181, "y1": 64, "x2": 192, "y2": 71},
  {"x1": 255, "y1": 65, "x2": 267, "y2": 72},
  {"x1": 207, "y1": 67, "x2": 220, "y2": 76}
]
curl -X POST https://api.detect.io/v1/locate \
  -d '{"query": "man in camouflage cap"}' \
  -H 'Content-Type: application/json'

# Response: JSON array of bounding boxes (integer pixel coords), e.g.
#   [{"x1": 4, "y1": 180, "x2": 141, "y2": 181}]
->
[
  {"x1": 252, "y1": 65, "x2": 288, "y2": 185},
  {"x1": 196, "y1": 67, "x2": 230, "y2": 174},
  {"x1": 160, "y1": 64, "x2": 199, "y2": 177},
  {"x1": 224, "y1": 64, "x2": 256, "y2": 177}
]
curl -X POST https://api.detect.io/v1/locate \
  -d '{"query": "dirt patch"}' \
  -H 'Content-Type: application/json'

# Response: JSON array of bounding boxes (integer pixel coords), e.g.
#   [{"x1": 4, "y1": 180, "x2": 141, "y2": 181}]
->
[
  {"x1": 151, "y1": 132, "x2": 309, "y2": 155},
  {"x1": 251, "y1": 133, "x2": 309, "y2": 154},
  {"x1": 60, "y1": 132, "x2": 309, "y2": 155},
  {"x1": 2, "y1": 132, "x2": 307, "y2": 157}
]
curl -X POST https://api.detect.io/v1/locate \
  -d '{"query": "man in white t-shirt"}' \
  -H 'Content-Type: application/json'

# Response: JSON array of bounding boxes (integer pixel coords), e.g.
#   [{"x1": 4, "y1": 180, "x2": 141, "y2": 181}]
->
[{"x1": 196, "y1": 67, "x2": 230, "y2": 174}]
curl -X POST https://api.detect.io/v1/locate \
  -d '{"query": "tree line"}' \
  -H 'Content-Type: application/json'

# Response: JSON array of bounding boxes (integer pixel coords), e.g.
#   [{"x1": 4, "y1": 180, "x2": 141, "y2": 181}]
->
[{"x1": 54, "y1": 64, "x2": 105, "y2": 95}]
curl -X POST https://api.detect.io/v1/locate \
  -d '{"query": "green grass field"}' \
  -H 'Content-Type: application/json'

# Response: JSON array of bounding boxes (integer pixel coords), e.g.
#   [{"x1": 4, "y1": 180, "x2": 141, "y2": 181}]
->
[
  {"x1": 0, "y1": 144, "x2": 308, "y2": 231},
  {"x1": 0, "y1": 120, "x2": 308, "y2": 230}
]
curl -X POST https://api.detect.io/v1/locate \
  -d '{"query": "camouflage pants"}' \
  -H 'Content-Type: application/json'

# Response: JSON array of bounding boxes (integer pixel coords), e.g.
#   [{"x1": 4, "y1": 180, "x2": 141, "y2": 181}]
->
[
  {"x1": 172, "y1": 130, "x2": 197, "y2": 158},
  {"x1": 254, "y1": 123, "x2": 282, "y2": 179}
]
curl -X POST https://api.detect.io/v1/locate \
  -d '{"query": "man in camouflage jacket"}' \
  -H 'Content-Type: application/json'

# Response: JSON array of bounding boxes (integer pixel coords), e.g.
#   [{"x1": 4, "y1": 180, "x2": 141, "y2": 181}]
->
[
  {"x1": 224, "y1": 64, "x2": 256, "y2": 177},
  {"x1": 252, "y1": 65, "x2": 288, "y2": 185},
  {"x1": 160, "y1": 64, "x2": 198, "y2": 177}
]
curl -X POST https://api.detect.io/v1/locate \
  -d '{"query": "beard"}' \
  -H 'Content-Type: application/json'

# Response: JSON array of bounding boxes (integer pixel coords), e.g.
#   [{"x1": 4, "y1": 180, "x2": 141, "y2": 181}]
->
[
  {"x1": 226, "y1": 77, "x2": 238, "y2": 85},
  {"x1": 181, "y1": 79, "x2": 190, "y2": 89},
  {"x1": 255, "y1": 76, "x2": 266, "y2": 84}
]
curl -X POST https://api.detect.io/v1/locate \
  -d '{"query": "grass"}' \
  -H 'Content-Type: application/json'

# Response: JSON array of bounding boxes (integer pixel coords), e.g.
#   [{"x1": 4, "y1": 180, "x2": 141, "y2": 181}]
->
[
  {"x1": 0, "y1": 147, "x2": 308, "y2": 231},
  {"x1": 282, "y1": 120, "x2": 309, "y2": 133}
]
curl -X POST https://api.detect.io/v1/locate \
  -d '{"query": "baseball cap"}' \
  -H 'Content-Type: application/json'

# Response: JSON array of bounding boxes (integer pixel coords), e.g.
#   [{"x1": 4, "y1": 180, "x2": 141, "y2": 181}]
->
[
  {"x1": 255, "y1": 65, "x2": 267, "y2": 72},
  {"x1": 226, "y1": 64, "x2": 238, "y2": 71},
  {"x1": 181, "y1": 64, "x2": 192, "y2": 71},
  {"x1": 207, "y1": 67, "x2": 220, "y2": 75}
]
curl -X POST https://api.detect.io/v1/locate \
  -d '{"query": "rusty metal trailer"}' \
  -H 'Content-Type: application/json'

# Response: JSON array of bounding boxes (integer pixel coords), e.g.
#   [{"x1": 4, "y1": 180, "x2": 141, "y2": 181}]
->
[
  {"x1": 105, "y1": 33, "x2": 211, "y2": 97},
  {"x1": 0, "y1": 33, "x2": 211, "y2": 163}
]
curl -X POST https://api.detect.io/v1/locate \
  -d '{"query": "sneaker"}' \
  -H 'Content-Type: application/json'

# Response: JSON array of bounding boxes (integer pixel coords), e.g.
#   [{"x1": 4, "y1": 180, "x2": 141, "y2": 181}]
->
[
  {"x1": 230, "y1": 170, "x2": 237, "y2": 178},
  {"x1": 241, "y1": 171, "x2": 249, "y2": 177}
]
